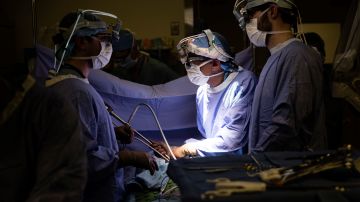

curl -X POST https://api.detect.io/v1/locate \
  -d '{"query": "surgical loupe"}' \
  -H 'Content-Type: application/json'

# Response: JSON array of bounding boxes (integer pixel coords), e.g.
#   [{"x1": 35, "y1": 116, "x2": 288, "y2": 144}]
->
[{"x1": 233, "y1": 0, "x2": 248, "y2": 30}]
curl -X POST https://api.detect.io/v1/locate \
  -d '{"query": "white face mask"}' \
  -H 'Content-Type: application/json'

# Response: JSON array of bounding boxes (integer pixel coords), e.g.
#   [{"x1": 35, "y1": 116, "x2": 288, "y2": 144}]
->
[
  {"x1": 186, "y1": 60, "x2": 224, "y2": 86},
  {"x1": 246, "y1": 8, "x2": 292, "y2": 47},
  {"x1": 92, "y1": 41, "x2": 113, "y2": 70},
  {"x1": 246, "y1": 18, "x2": 268, "y2": 47}
]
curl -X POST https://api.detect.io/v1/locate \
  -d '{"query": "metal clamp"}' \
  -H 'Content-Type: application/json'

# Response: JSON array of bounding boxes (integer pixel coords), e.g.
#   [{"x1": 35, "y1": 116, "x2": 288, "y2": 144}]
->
[{"x1": 201, "y1": 178, "x2": 266, "y2": 200}]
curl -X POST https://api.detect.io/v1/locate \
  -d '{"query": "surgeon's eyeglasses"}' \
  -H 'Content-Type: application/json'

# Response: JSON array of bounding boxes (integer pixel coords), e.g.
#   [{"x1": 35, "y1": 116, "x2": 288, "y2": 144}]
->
[
  {"x1": 93, "y1": 33, "x2": 112, "y2": 43},
  {"x1": 248, "y1": 4, "x2": 272, "y2": 18},
  {"x1": 184, "y1": 56, "x2": 208, "y2": 69}
]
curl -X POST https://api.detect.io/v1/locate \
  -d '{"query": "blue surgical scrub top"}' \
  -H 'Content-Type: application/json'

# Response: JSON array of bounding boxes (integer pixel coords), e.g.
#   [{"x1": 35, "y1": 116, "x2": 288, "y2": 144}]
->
[
  {"x1": 249, "y1": 39, "x2": 327, "y2": 152},
  {"x1": 188, "y1": 69, "x2": 256, "y2": 154},
  {"x1": 0, "y1": 78, "x2": 86, "y2": 202},
  {"x1": 48, "y1": 67, "x2": 123, "y2": 202}
]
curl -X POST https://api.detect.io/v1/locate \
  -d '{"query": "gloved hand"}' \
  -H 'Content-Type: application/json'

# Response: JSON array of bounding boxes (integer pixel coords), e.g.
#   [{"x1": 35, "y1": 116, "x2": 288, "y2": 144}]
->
[
  {"x1": 114, "y1": 124, "x2": 134, "y2": 144},
  {"x1": 118, "y1": 150, "x2": 159, "y2": 175},
  {"x1": 150, "y1": 141, "x2": 171, "y2": 160},
  {"x1": 171, "y1": 143, "x2": 197, "y2": 158}
]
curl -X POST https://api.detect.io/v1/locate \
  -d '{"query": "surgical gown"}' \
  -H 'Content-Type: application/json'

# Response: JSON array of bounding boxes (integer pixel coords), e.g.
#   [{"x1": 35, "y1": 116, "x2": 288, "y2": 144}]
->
[
  {"x1": 235, "y1": 46, "x2": 253, "y2": 71},
  {"x1": 0, "y1": 79, "x2": 86, "y2": 202},
  {"x1": 48, "y1": 67, "x2": 123, "y2": 202},
  {"x1": 188, "y1": 70, "x2": 256, "y2": 154},
  {"x1": 249, "y1": 39, "x2": 327, "y2": 152}
]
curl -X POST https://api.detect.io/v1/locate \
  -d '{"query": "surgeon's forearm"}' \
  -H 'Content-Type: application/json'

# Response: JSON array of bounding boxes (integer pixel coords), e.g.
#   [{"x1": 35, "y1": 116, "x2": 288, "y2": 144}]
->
[
  {"x1": 172, "y1": 144, "x2": 197, "y2": 158},
  {"x1": 88, "y1": 146, "x2": 118, "y2": 173},
  {"x1": 188, "y1": 137, "x2": 230, "y2": 153}
]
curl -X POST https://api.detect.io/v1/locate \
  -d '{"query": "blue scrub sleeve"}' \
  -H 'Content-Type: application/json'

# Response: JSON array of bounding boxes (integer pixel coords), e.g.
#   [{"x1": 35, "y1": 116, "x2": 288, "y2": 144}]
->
[
  {"x1": 253, "y1": 53, "x2": 315, "y2": 151},
  {"x1": 71, "y1": 90, "x2": 118, "y2": 174}
]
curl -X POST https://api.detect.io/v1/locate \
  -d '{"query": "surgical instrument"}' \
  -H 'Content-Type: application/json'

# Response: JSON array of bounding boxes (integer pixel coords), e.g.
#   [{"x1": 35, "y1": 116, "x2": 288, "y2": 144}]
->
[
  {"x1": 126, "y1": 103, "x2": 176, "y2": 160},
  {"x1": 201, "y1": 178, "x2": 266, "y2": 200},
  {"x1": 259, "y1": 145, "x2": 357, "y2": 186},
  {"x1": 104, "y1": 102, "x2": 170, "y2": 161}
]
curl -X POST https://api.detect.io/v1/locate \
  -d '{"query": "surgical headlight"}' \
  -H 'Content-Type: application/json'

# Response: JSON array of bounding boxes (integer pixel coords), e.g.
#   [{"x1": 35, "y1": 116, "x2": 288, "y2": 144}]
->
[
  {"x1": 177, "y1": 29, "x2": 233, "y2": 68},
  {"x1": 53, "y1": 9, "x2": 122, "y2": 74},
  {"x1": 233, "y1": 0, "x2": 297, "y2": 30},
  {"x1": 176, "y1": 41, "x2": 189, "y2": 65},
  {"x1": 233, "y1": 0, "x2": 248, "y2": 30}
]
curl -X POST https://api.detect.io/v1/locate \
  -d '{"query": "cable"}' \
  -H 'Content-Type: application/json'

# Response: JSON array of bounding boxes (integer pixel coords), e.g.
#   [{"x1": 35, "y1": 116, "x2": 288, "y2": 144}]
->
[
  {"x1": 31, "y1": 0, "x2": 38, "y2": 47},
  {"x1": 127, "y1": 103, "x2": 177, "y2": 160}
]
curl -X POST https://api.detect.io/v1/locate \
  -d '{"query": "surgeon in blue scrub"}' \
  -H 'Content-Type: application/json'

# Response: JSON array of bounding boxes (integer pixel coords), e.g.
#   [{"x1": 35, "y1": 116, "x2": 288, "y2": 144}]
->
[
  {"x1": 47, "y1": 10, "x2": 158, "y2": 202},
  {"x1": 171, "y1": 29, "x2": 257, "y2": 158},
  {"x1": 0, "y1": 65, "x2": 86, "y2": 202},
  {"x1": 233, "y1": 0, "x2": 327, "y2": 152},
  {"x1": 103, "y1": 29, "x2": 180, "y2": 85}
]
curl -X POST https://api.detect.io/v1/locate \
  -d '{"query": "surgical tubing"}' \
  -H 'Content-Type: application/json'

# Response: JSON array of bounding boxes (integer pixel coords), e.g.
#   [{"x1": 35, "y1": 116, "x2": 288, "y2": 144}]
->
[{"x1": 127, "y1": 103, "x2": 177, "y2": 160}]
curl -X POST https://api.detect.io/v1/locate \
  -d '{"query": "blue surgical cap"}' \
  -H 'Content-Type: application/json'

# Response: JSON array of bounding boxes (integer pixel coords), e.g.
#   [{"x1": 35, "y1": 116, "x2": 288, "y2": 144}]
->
[
  {"x1": 54, "y1": 12, "x2": 107, "y2": 60},
  {"x1": 112, "y1": 29, "x2": 134, "y2": 52},
  {"x1": 179, "y1": 30, "x2": 235, "y2": 72},
  {"x1": 245, "y1": 0, "x2": 296, "y2": 10},
  {"x1": 192, "y1": 32, "x2": 232, "y2": 72},
  {"x1": 191, "y1": 31, "x2": 232, "y2": 61}
]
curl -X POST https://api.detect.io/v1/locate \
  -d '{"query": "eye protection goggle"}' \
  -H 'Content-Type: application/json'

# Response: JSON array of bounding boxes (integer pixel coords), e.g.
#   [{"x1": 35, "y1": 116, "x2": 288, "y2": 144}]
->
[
  {"x1": 184, "y1": 56, "x2": 209, "y2": 69},
  {"x1": 92, "y1": 33, "x2": 112, "y2": 43}
]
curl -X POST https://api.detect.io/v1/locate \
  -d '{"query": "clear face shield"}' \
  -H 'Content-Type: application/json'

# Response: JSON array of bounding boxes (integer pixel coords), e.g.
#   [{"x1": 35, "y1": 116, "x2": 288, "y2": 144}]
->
[
  {"x1": 53, "y1": 9, "x2": 122, "y2": 74},
  {"x1": 176, "y1": 29, "x2": 233, "y2": 69}
]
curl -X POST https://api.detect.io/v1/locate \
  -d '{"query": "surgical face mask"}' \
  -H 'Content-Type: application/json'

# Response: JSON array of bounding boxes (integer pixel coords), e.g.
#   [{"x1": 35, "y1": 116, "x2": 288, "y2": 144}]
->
[
  {"x1": 246, "y1": 18, "x2": 267, "y2": 47},
  {"x1": 246, "y1": 8, "x2": 292, "y2": 47},
  {"x1": 245, "y1": 7, "x2": 270, "y2": 47},
  {"x1": 186, "y1": 60, "x2": 223, "y2": 86},
  {"x1": 92, "y1": 41, "x2": 113, "y2": 70}
]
